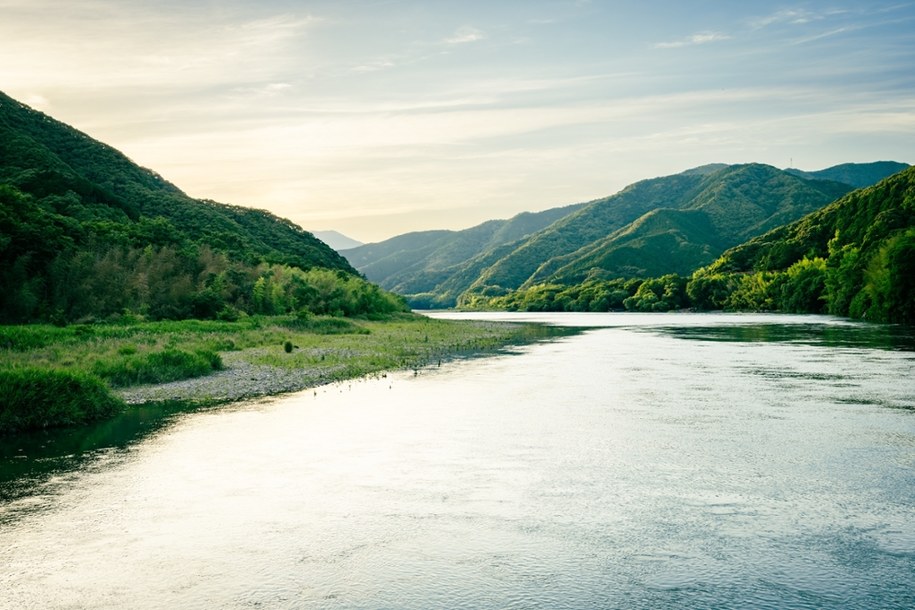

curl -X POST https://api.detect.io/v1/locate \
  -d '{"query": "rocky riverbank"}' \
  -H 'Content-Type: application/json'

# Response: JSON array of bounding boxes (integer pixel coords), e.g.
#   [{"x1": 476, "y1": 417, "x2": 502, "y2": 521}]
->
[{"x1": 117, "y1": 351, "x2": 351, "y2": 405}]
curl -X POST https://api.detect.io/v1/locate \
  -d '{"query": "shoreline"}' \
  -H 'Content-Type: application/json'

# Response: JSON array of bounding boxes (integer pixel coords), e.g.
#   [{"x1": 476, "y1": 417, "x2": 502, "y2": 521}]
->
[
  {"x1": 1, "y1": 315, "x2": 577, "y2": 436},
  {"x1": 114, "y1": 343, "x2": 510, "y2": 407}
]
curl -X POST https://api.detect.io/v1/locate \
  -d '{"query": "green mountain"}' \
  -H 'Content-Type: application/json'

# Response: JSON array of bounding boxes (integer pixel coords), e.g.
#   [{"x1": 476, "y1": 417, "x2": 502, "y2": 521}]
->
[
  {"x1": 342, "y1": 204, "x2": 585, "y2": 307},
  {"x1": 344, "y1": 161, "x2": 904, "y2": 308},
  {"x1": 786, "y1": 161, "x2": 909, "y2": 189},
  {"x1": 523, "y1": 164, "x2": 854, "y2": 286},
  {"x1": 692, "y1": 165, "x2": 915, "y2": 323},
  {"x1": 0, "y1": 92, "x2": 409, "y2": 323}
]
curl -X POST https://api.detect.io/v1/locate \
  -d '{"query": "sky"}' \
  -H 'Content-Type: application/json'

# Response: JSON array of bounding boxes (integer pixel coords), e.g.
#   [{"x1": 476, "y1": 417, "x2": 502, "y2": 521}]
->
[{"x1": 1, "y1": 1, "x2": 914, "y2": 243}]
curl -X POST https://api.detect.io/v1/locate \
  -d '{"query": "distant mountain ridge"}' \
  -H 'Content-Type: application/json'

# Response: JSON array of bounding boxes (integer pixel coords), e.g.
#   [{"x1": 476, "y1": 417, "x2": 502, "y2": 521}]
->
[
  {"x1": 518, "y1": 163, "x2": 854, "y2": 287},
  {"x1": 344, "y1": 161, "x2": 905, "y2": 307},
  {"x1": 342, "y1": 203, "x2": 585, "y2": 307},
  {"x1": 314, "y1": 230, "x2": 363, "y2": 251},
  {"x1": 786, "y1": 161, "x2": 909, "y2": 189}
]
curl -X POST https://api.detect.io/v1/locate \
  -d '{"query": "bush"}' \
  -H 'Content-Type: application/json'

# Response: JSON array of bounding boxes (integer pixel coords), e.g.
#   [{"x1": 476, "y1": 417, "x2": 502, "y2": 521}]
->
[
  {"x1": 92, "y1": 348, "x2": 223, "y2": 387},
  {"x1": 0, "y1": 368, "x2": 125, "y2": 434},
  {"x1": 279, "y1": 315, "x2": 370, "y2": 335}
]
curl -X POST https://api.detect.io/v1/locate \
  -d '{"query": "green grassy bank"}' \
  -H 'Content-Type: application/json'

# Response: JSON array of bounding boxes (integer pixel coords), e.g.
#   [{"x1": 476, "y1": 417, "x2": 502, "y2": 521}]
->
[{"x1": 0, "y1": 313, "x2": 562, "y2": 435}]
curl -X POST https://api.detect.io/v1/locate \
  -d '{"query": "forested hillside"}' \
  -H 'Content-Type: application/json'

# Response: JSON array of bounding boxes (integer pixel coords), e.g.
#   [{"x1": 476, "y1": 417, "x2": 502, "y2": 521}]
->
[
  {"x1": 480, "y1": 166, "x2": 914, "y2": 324},
  {"x1": 0, "y1": 92, "x2": 406, "y2": 323},
  {"x1": 346, "y1": 161, "x2": 904, "y2": 308},
  {"x1": 341, "y1": 203, "x2": 585, "y2": 307},
  {"x1": 691, "y1": 165, "x2": 915, "y2": 323},
  {"x1": 786, "y1": 161, "x2": 909, "y2": 188},
  {"x1": 516, "y1": 164, "x2": 853, "y2": 287}
]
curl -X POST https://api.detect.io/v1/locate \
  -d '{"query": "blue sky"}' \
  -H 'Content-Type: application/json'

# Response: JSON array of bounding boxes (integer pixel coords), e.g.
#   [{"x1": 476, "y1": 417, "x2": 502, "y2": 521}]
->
[{"x1": 2, "y1": 0, "x2": 913, "y2": 242}]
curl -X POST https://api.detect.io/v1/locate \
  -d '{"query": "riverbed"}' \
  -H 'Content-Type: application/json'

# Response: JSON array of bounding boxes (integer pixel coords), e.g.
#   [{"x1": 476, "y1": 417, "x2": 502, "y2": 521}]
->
[{"x1": 2, "y1": 313, "x2": 914, "y2": 609}]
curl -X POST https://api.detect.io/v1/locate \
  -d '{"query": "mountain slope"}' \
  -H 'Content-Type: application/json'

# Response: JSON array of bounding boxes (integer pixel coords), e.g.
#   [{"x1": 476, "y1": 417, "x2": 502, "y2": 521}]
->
[
  {"x1": 0, "y1": 91, "x2": 354, "y2": 274},
  {"x1": 313, "y1": 230, "x2": 363, "y2": 251},
  {"x1": 786, "y1": 161, "x2": 909, "y2": 189},
  {"x1": 528, "y1": 164, "x2": 852, "y2": 285},
  {"x1": 466, "y1": 171, "x2": 711, "y2": 295},
  {"x1": 342, "y1": 203, "x2": 584, "y2": 305},
  {"x1": 0, "y1": 92, "x2": 411, "y2": 323},
  {"x1": 697, "y1": 165, "x2": 915, "y2": 323},
  {"x1": 706, "y1": 165, "x2": 915, "y2": 275},
  {"x1": 464, "y1": 164, "x2": 854, "y2": 298}
]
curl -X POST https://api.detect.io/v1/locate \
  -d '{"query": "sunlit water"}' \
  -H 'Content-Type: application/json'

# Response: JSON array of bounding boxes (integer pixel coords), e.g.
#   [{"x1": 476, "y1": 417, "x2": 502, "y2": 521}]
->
[{"x1": 2, "y1": 313, "x2": 914, "y2": 609}]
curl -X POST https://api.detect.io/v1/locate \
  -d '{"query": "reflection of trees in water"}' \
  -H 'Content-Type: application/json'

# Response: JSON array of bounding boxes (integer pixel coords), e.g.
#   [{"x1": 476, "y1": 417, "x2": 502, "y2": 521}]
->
[
  {"x1": 0, "y1": 401, "x2": 195, "y2": 507},
  {"x1": 659, "y1": 323, "x2": 915, "y2": 351}
]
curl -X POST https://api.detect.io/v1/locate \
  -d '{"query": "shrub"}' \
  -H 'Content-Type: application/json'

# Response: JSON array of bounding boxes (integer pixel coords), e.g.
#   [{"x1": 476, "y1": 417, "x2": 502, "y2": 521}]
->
[
  {"x1": 0, "y1": 368, "x2": 125, "y2": 434},
  {"x1": 92, "y1": 348, "x2": 223, "y2": 387}
]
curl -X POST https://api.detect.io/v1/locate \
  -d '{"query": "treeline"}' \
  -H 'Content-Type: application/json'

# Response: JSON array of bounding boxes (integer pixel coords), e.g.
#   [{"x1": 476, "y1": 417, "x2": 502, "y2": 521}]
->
[
  {"x1": 0, "y1": 184, "x2": 407, "y2": 323},
  {"x1": 465, "y1": 228, "x2": 915, "y2": 324},
  {"x1": 1, "y1": 242, "x2": 407, "y2": 324}
]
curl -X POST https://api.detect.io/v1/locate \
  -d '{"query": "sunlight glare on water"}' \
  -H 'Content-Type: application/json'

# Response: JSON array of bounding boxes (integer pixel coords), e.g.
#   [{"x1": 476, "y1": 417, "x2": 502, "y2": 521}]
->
[{"x1": 1, "y1": 313, "x2": 914, "y2": 609}]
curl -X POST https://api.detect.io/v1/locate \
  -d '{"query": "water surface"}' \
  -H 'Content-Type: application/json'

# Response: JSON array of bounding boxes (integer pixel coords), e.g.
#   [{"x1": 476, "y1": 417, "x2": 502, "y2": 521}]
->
[{"x1": 2, "y1": 313, "x2": 914, "y2": 609}]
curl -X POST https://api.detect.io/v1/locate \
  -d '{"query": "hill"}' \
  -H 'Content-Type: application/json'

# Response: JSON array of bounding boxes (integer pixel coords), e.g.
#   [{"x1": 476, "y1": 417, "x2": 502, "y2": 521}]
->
[
  {"x1": 0, "y1": 92, "x2": 407, "y2": 323},
  {"x1": 346, "y1": 162, "x2": 904, "y2": 308},
  {"x1": 786, "y1": 161, "x2": 909, "y2": 189},
  {"x1": 693, "y1": 165, "x2": 915, "y2": 323},
  {"x1": 517, "y1": 164, "x2": 853, "y2": 286},
  {"x1": 341, "y1": 204, "x2": 585, "y2": 307},
  {"x1": 313, "y1": 230, "x2": 363, "y2": 251}
]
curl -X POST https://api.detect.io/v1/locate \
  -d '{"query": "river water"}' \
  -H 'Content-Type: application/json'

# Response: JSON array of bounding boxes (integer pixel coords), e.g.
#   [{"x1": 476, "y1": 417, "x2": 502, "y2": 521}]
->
[{"x1": 1, "y1": 313, "x2": 914, "y2": 609}]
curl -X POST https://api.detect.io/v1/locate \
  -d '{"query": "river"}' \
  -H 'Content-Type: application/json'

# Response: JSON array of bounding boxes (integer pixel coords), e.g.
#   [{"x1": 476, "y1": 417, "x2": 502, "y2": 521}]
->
[{"x1": 2, "y1": 313, "x2": 914, "y2": 609}]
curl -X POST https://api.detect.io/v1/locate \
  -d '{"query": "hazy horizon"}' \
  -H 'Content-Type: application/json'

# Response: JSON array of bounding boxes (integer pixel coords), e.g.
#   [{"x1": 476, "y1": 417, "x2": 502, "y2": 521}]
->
[{"x1": 2, "y1": 0, "x2": 913, "y2": 242}]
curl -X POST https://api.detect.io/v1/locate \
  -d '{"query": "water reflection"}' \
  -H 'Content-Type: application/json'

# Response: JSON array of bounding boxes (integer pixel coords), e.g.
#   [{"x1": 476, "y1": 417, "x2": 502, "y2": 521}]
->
[
  {"x1": 0, "y1": 401, "x2": 200, "y2": 504},
  {"x1": 651, "y1": 322, "x2": 915, "y2": 351},
  {"x1": 2, "y1": 313, "x2": 914, "y2": 609}
]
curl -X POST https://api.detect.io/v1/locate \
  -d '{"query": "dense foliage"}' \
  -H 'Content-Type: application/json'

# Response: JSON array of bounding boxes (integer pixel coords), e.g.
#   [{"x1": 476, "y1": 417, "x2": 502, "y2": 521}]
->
[
  {"x1": 0, "y1": 91, "x2": 409, "y2": 323},
  {"x1": 0, "y1": 184, "x2": 407, "y2": 322},
  {"x1": 472, "y1": 167, "x2": 915, "y2": 324},
  {"x1": 0, "y1": 368, "x2": 125, "y2": 433},
  {"x1": 695, "y1": 166, "x2": 915, "y2": 324}
]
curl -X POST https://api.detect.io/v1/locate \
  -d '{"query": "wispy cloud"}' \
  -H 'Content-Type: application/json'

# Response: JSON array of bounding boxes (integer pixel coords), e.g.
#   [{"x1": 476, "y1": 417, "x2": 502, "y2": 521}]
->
[
  {"x1": 654, "y1": 31, "x2": 731, "y2": 49},
  {"x1": 749, "y1": 7, "x2": 849, "y2": 29},
  {"x1": 787, "y1": 26, "x2": 856, "y2": 45},
  {"x1": 351, "y1": 59, "x2": 396, "y2": 73},
  {"x1": 444, "y1": 26, "x2": 484, "y2": 44}
]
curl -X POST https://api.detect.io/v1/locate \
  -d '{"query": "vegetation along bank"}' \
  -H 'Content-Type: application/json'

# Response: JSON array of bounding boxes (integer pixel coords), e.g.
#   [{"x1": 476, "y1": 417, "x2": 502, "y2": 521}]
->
[{"x1": 0, "y1": 313, "x2": 569, "y2": 435}]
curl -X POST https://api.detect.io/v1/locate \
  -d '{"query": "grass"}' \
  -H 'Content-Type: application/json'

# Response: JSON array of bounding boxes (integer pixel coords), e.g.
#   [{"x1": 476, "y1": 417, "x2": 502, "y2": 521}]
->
[
  {"x1": 91, "y1": 348, "x2": 224, "y2": 387},
  {"x1": 0, "y1": 313, "x2": 569, "y2": 434},
  {"x1": 0, "y1": 368, "x2": 126, "y2": 434}
]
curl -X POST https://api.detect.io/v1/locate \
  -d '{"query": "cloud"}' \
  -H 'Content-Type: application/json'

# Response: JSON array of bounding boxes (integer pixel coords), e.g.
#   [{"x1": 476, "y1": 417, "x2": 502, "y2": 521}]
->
[
  {"x1": 352, "y1": 59, "x2": 396, "y2": 73},
  {"x1": 749, "y1": 7, "x2": 850, "y2": 29},
  {"x1": 654, "y1": 31, "x2": 731, "y2": 49},
  {"x1": 0, "y1": 4, "x2": 321, "y2": 92},
  {"x1": 444, "y1": 26, "x2": 484, "y2": 44}
]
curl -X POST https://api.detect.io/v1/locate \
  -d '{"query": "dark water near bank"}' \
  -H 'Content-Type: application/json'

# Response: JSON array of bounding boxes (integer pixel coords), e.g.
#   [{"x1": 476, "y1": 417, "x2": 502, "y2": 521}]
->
[{"x1": 2, "y1": 313, "x2": 914, "y2": 609}]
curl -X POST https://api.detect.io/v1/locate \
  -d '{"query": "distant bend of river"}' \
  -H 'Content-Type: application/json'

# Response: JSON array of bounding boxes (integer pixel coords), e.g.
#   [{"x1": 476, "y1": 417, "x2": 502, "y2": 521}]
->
[{"x1": 2, "y1": 312, "x2": 914, "y2": 609}]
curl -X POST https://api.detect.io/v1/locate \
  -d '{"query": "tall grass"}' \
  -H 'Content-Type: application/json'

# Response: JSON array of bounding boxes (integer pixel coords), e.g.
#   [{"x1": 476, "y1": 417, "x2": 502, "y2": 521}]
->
[
  {"x1": 91, "y1": 348, "x2": 223, "y2": 387},
  {"x1": 1, "y1": 314, "x2": 572, "y2": 433},
  {"x1": 0, "y1": 368, "x2": 125, "y2": 434}
]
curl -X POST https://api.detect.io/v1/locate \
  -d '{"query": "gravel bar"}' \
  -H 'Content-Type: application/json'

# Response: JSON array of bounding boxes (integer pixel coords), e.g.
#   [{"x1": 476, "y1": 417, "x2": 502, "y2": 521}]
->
[{"x1": 117, "y1": 352, "x2": 348, "y2": 405}]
